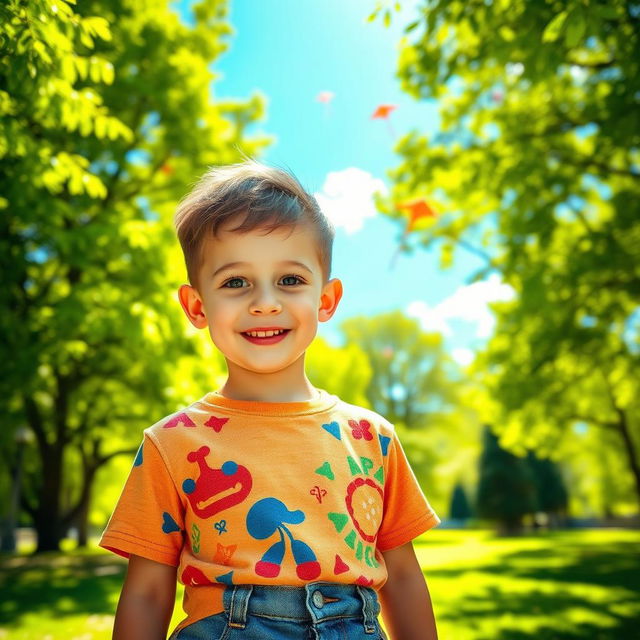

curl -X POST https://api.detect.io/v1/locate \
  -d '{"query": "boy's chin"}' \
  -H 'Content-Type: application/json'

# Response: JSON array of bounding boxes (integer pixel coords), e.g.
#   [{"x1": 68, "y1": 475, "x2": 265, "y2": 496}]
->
[{"x1": 225, "y1": 355, "x2": 306, "y2": 377}]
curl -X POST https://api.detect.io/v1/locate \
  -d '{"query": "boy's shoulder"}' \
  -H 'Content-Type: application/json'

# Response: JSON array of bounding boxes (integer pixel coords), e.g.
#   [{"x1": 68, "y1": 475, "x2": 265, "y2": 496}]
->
[
  {"x1": 330, "y1": 395, "x2": 396, "y2": 435},
  {"x1": 141, "y1": 396, "x2": 211, "y2": 441}
]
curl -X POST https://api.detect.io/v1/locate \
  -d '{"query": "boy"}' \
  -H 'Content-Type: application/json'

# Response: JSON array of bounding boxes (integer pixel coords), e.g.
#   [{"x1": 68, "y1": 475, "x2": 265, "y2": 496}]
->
[{"x1": 100, "y1": 161, "x2": 440, "y2": 639}]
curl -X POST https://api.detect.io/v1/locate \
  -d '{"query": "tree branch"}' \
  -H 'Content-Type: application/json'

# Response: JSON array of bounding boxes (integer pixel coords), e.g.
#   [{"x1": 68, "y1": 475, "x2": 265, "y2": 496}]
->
[
  {"x1": 566, "y1": 57, "x2": 616, "y2": 70},
  {"x1": 23, "y1": 395, "x2": 49, "y2": 453},
  {"x1": 549, "y1": 151, "x2": 640, "y2": 179}
]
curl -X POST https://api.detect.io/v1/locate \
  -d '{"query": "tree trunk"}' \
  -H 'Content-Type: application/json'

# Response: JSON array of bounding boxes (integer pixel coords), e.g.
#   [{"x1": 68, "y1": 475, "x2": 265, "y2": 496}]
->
[
  {"x1": 497, "y1": 517, "x2": 524, "y2": 537},
  {"x1": 73, "y1": 463, "x2": 97, "y2": 548},
  {"x1": 615, "y1": 408, "x2": 640, "y2": 514},
  {"x1": 34, "y1": 444, "x2": 65, "y2": 552},
  {"x1": 76, "y1": 491, "x2": 90, "y2": 548}
]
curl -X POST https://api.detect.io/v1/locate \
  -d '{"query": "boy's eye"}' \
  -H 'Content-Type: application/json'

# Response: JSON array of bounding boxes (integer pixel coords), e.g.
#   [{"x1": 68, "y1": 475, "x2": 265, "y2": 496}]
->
[
  {"x1": 280, "y1": 275, "x2": 303, "y2": 286},
  {"x1": 222, "y1": 277, "x2": 247, "y2": 288}
]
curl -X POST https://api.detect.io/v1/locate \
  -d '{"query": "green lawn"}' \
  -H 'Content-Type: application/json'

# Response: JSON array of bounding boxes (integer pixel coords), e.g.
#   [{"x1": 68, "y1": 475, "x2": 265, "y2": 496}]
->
[{"x1": 1, "y1": 529, "x2": 638, "y2": 639}]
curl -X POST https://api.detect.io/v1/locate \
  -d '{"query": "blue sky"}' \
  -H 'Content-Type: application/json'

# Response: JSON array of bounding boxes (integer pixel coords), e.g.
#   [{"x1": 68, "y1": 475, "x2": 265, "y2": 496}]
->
[{"x1": 176, "y1": 0, "x2": 513, "y2": 362}]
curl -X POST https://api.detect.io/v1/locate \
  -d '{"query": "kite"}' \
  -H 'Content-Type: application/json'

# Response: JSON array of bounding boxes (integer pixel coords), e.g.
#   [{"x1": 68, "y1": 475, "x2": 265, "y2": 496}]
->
[
  {"x1": 316, "y1": 91, "x2": 335, "y2": 103},
  {"x1": 317, "y1": 91, "x2": 335, "y2": 118},
  {"x1": 371, "y1": 104, "x2": 397, "y2": 119},
  {"x1": 371, "y1": 104, "x2": 397, "y2": 137},
  {"x1": 397, "y1": 197, "x2": 437, "y2": 233},
  {"x1": 390, "y1": 197, "x2": 438, "y2": 268}
]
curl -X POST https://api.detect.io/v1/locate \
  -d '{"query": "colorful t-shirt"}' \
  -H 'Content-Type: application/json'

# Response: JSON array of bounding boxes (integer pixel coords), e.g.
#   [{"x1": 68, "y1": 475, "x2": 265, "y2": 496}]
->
[{"x1": 99, "y1": 390, "x2": 440, "y2": 632}]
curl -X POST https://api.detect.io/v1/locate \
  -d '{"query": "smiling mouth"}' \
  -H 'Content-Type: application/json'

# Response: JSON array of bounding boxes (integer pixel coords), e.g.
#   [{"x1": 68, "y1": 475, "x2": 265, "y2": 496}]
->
[
  {"x1": 244, "y1": 329, "x2": 288, "y2": 338},
  {"x1": 241, "y1": 329, "x2": 291, "y2": 345}
]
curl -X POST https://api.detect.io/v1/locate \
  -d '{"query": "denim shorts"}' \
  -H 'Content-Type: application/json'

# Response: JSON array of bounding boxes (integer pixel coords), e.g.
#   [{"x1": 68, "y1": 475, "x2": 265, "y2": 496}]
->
[{"x1": 172, "y1": 582, "x2": 387, "y2": 639}]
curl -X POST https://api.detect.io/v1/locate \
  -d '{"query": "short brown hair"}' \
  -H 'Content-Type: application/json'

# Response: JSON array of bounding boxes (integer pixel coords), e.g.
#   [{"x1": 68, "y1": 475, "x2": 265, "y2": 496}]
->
[{"x1": 174, "y1": 160, "x2": 334, "y2": 287}]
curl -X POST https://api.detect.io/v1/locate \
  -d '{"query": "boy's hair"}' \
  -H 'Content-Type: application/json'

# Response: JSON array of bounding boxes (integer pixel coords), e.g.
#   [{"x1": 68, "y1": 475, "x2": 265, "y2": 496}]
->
[{"x1": 174, "y1": 160, "x2": 334, "y2": 288}]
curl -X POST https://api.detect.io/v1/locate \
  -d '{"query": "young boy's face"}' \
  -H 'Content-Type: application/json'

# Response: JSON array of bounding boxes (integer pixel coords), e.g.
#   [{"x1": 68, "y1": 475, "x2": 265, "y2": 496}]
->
[{"x1": 179, "y1": 220, "x2": 342, "y2": 379}]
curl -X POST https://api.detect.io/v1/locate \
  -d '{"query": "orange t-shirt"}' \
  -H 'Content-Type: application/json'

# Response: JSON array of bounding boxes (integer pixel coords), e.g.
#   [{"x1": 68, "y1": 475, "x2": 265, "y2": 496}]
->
[{"x1": 100, "y1": 390, "x2": 439, "y2": 632}]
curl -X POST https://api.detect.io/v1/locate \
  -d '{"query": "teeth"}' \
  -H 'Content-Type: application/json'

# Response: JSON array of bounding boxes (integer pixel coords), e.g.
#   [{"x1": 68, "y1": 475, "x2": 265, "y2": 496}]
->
[{"x1": 246, "y1": 329, "x2": 285, "y2": 338}]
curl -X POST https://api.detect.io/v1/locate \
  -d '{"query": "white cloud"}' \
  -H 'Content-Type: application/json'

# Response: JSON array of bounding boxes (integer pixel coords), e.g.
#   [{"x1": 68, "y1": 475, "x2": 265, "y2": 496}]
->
[
  {"x1": 451, "y1": 348, "x2": 476, "y2": 366},
  {"x1": 407, "y1": 274, "x2": 516, "y2": 339},
  {"x1": 314, "y1": 168, "x2": 388, "y2": 234}
]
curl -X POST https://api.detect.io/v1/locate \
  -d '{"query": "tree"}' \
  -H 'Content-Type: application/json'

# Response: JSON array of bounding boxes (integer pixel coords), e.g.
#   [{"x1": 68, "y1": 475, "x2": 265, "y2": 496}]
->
[
  {"x1": 449, "y1": 481, "x2": 472, "y2": 523},
  {"x1": 340, "y1": 310, "x2": 471, "y2": 503},
  {"x1": 375, "y1": 1, "x2": 640, "y2": 511},
  {"x1": 476, "y1": 426, "x2": 537, "y2": 535},
  {"x1": 0, "y1": 0, "x2": 268, "y2": 551},
  {"x1": 527, "y1": 450, "x2": 568, "y2": 528},
  {"x1": 306, "y1": 337, "x2": 372, "y2": 408},
  {"x1": 341, "y1": 311, "x2": 458, "y2": 427}
]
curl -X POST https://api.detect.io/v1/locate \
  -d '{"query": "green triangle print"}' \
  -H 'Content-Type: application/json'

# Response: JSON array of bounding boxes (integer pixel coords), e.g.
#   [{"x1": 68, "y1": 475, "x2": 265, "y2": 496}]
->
[
  {"x1": 344, "y1": 530, "x2": 356, "y2": 549},
  {"x1": 347, "y1": 456, "x2": 362, "y2": 476},
  {"x1": 328, "y1": 512, "x2": 349, "y2": 533},
  {"x1": 315, "y1": 462, "x2": 335, "y2": 481},
  {"x1": 374, "y1": 466, "x2": 384, "y2": 484}
]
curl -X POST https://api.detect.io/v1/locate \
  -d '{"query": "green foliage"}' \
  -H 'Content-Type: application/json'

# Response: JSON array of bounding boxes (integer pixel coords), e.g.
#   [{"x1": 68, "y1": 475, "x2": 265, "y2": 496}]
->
[
  {"x1": 383, "y1": 0, "x2": 640, "y2": 512},
  {"x1": 0, "y1": 0, "x2": 267, "y2": 550},
  {"x1": 306, "y1": 337, "x2": 372, "y2": 408},
  {"x1": 449, "y1": 481, "x2": 472, "y2": 520},
  {"x1": 339, "y1": 310, "x2": 480, "y2": 508},
  {"x1": 475, "y1": 425, "x2": 568, "y2": 533},
  {"x1": 526, "y1": 449, "x2": 569, "y2": 517},
  {"x1": 341, "y1": 310, "x2": 458, "y2": 426},
  {"x1": 476, "y1": 426, "x2": 537, "y2": 533}
]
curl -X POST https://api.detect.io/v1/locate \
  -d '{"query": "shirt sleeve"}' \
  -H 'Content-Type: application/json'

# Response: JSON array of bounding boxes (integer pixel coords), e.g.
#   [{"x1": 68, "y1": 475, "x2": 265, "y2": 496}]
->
[
  {"x1": 99, "y1": 434, "x2": 184, "y2": 567},
  {"x1": 376, "y1": 430, "x2": 440, "y2": 552}
]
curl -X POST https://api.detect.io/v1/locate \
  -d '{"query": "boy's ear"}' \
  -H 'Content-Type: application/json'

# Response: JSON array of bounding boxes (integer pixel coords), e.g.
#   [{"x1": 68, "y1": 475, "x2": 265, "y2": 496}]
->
[
  {"x1": 318, "y1": 278, "x2": 343, "y2": 322},
  {"x1": 178, "y1": 284, "x2": 208, "y2": 329}
]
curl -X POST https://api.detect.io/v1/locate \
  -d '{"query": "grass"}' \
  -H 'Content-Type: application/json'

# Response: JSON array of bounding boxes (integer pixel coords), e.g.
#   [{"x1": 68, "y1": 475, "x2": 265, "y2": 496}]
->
[
  {"x1": 0, "y1": 529, "x2": 638, "y2": 639},
  {"x1": 418, "y1": 529, "x2": 640, "y2": 640}
]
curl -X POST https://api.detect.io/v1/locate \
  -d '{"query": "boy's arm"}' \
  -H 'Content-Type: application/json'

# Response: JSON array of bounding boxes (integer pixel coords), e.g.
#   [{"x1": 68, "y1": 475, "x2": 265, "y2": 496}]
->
[
  {"x1": 113, "y1": 554, "x2": 177, "y2": 640},
  {"x1": 379, "y1": 542, "x2": 438, "y2": 640}
]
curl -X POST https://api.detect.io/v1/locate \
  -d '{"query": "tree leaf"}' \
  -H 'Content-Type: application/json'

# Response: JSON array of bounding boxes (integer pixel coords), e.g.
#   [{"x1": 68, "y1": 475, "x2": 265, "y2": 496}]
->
[{"x1": 542, "y1": 10, "x2": 568, "y2": 43}]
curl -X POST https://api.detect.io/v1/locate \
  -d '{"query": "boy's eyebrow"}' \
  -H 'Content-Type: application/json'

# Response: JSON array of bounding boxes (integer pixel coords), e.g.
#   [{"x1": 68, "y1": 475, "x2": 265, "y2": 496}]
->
[{"x1": 212, "y1": 260, "x2": 314, "y2": 277}]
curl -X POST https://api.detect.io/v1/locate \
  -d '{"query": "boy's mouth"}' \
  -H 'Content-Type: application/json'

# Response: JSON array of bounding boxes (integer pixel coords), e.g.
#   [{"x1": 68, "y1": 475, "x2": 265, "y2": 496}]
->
[{"x1": 242, "y1": 328, "x2": 290, "y2": 345}]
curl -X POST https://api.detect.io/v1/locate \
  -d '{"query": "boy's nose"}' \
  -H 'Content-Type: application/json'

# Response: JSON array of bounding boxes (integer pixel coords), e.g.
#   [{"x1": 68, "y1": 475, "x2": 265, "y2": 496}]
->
[{"x1": 249, "y1": 290, "x2": 282, "y2": 315}]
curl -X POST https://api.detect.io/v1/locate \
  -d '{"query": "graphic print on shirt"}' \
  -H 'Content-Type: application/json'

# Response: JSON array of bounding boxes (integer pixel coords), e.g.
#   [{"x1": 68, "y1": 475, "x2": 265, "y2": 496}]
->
[
  {"x1": 191, "y1": 523, "x2": 201, "y2": 553},
  {"x1": 182, "y1": 446, "x2": 253, "y2": 519},
  {"x1": 163, "y1": 412, "x2": 196, "y2": 428},
  {"x1": 319, "y1": 418, "x2": 389, "y2": 578},
  {"x1": 133, "y1": 443, "x2": 143, "y2": 467},
  {"x1": 161, "y1": 511, "x2": 181, "y2": 535},
  {"x1": 247, "y1": 497, "x2": 321, "y2": 580},
  {"x1": 213, "y1": 542, "x2": 237, "y2": 565}
]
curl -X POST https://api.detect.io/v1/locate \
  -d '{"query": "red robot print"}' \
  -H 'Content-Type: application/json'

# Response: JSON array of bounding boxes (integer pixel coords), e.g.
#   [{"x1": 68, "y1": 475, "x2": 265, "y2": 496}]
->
[{"x1": 182, "y1": 446, "x2": 252, "y2": 519}]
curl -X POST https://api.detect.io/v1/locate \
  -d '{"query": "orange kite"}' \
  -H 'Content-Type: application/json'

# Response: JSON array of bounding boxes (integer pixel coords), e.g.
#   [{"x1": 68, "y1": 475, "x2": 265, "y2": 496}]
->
[
  {"x1": 371, "y1": 104, "x2": 397, "y2": 119},
  {"x1": 397, "y1": 197, "x2": 437, "y2": 233}
]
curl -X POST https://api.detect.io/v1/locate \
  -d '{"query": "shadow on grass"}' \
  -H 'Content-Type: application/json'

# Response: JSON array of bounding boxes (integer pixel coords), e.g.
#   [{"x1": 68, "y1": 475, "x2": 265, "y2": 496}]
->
[
  {"x1": 422, "y1": 530, "x2": 640, "y2": 640},
  {"x1": 0, "y1": 550, "x2": 126, "y2": 625}
]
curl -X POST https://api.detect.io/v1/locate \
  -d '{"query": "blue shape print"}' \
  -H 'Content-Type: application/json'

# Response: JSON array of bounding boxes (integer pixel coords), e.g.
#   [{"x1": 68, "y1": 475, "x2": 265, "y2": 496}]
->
[
  {"x1": 247, "y1": 498, "x2": 320, "y2": 581},
  {"x1": 322, "y1": 421, "x2": 341, "y2": 440},
  {"x1": 162, "y1": 512, "x2": 180, "y2": 534},
  {"x1": 379, "y1": 435, "x2": 391, "y2": 456}
]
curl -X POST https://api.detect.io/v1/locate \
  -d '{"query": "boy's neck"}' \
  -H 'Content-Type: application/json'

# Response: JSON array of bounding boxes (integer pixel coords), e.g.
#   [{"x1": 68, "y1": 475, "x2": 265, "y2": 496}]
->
[{"x1": 219, "y1": 360, "x2": 318, "y2": 403}]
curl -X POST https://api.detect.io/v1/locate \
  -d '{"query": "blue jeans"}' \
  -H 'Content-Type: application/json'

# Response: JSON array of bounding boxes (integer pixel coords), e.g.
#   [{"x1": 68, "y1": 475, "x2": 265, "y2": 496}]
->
[{"x1": 172, "y1": 582, "x2": 387, "y2": 639}]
